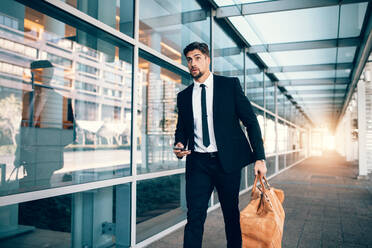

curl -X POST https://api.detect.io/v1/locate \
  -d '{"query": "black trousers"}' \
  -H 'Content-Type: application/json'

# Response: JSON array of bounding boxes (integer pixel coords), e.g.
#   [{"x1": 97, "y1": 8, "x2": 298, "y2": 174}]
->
[{"x1": 183, "y1": 152, "x2": 242, "y2": 248}]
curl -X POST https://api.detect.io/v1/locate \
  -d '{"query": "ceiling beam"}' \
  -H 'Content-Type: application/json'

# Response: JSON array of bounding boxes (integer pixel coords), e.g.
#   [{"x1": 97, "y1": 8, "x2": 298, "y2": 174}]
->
[
  {"x1": 140, "y1": 9, "x2": 208, "y2": 29},
  {"x1": 296, "y1": 98, "x2": 343, "y2": 101},
  {"x1": 296, "y1": 95, "x2": 344, "y2": 99},
  {"x1": 214, "y1": 47, "x2": 242, "y2": 57},
  {"x1": 286, "y1": 89, "x2": 345, "y2": 94},
  {"x1": 248, "y1": 37, "x2": 360, "y2": 53},
  {"x1": 216, "y1": 0, "x2": 371, "y2": 18},
  {"x1": 267, "y1": 63, "x2": 353, "y2": 73},
  {"x1": 219, "y1": 62, "x2": 353, "y2": 77},
  {"x1": 278, "y1": 77, "x2": 349, "y2": 86}
]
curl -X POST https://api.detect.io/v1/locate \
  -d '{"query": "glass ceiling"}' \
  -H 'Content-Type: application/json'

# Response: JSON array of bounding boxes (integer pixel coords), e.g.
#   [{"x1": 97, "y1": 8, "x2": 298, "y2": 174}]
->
[
  {"x1": 258, "y1": 47, "x2": 357, "y2": 67},
  {"x1": 213, "y1": 0, "x2": 370, "y2": 127}
]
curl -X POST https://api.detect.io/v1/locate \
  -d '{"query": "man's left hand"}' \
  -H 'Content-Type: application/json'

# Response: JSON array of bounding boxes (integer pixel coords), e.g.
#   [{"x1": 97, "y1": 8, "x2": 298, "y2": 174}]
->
[{"x1": 254, "y1": 160, "x2": 267, "y2": 177}]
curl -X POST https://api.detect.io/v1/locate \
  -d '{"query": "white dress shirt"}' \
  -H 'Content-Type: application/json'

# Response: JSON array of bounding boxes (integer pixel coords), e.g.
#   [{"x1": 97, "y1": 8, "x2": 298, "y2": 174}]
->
[{"x1": 192, "y1": 72, "x2": 218, "y2": 153}]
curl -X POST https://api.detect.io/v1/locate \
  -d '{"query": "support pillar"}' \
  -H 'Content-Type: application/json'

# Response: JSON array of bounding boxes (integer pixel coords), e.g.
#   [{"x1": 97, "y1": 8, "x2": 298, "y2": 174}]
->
[{"x1": 358, "y1": 79, "x2": 368, "y2": 178}]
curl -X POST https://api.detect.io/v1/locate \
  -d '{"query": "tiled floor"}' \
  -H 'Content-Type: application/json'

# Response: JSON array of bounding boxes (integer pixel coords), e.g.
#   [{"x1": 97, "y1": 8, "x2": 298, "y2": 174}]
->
[{"x1": 148, "y1": 152, "x2": 372, "y2": 248}]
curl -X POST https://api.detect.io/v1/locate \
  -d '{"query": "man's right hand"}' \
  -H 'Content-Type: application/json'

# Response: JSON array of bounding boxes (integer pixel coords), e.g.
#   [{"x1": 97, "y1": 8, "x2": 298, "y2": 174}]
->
[{"x1": 173, "y1": 142, "x2": 191, "y2": 159}]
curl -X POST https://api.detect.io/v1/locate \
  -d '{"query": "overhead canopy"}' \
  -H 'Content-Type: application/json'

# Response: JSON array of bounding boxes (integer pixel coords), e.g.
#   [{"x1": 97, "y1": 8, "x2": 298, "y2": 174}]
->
[{"x1": 213, "y1": 0, "x2": 372, "y2": 130}]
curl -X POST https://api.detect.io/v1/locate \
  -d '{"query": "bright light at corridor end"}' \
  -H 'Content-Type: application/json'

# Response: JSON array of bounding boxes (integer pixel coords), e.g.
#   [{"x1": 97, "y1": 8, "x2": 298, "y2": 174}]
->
[
  {"x1": 324, "y1": 133, "x2": 335, "y2": 150},
  {"x1": 311, "y1": 127, "x2": 335, "y2": 156}
]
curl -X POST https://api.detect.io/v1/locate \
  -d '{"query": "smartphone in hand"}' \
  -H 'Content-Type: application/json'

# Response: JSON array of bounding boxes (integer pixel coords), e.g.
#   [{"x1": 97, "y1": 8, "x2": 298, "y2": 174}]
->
[{"x1": 173, "y1": 147, "x2": 185, "y2": 151}]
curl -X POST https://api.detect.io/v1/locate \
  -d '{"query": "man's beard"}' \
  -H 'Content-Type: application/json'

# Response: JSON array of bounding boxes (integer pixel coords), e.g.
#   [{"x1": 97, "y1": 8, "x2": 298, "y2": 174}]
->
[{"x1": 191, "y1": 70, "x2": 203, "y2": 79}]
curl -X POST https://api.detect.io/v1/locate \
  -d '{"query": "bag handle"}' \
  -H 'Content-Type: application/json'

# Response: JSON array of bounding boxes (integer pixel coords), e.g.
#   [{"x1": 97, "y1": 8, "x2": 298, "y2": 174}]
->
[{"x1": 252, "y1": 174, "x2": 267, "y2": 194}]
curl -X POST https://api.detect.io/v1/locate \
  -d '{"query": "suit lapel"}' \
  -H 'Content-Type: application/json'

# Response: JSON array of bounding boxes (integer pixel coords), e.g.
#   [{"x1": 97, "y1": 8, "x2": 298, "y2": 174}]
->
[
  {"x1": 184, "y1": 83, "x2": 194, "y2": 131},
  {"x1": 213, "y1": 74, "x2": 220, "y2": 125}
]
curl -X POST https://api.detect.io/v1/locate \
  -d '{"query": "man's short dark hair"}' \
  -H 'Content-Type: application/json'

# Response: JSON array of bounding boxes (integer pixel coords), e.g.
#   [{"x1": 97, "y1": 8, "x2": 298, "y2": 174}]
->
[{"x1": 183, "y1": 42, "x2": 210, "y2": 57}]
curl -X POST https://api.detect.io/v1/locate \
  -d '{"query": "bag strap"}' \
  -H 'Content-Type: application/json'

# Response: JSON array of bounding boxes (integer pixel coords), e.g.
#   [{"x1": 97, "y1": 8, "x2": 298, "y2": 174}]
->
[
  {"x1": 252, "y1": 174, "x2": 266, "y2": 194},
  {"x1": 263, "y1": 176, "x2": 271, "y2": 190}
]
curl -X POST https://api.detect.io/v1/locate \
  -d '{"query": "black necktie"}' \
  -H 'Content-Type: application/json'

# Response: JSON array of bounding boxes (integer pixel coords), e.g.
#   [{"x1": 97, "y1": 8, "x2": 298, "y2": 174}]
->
[{"x1": 200, "y1": 84, "x2": 210, "y2": 147}]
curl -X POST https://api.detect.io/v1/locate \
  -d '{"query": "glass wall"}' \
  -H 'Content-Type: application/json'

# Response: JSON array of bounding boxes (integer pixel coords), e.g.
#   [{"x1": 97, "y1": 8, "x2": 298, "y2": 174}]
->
[
  {"x1": 0, "y1": 0, "x2": 309, "y2": 246},
  {"x1": 136, "y1": 174, "x2": 186, "y2": 242},
  {"x1": 265, "y1": 76, "x2": 275, "y2": 114},
  {"x1": 63, "y1": 0, "x2": 134, "y2": 37},
  {"x1": 265, "y1": 113, "x2": 276, "y2": 155},
  {"x1": 0, "y1": 0, "x2": 133, "y2": 196},
  {"x1": 246, "y1": 56, "x2": 263, "y2": 107},
  {"x1": 136, "y1": 56, "x2": 189, "y2": 174},
  {"x1": 0, "y1": 183, "x2": 131, "y2": 247},
  {"x1": 139, "y1": 0, "x2": 210, "y2": 67},
  {"x1": 213, "y1": 21, "x2": 244, "y2": 87}
]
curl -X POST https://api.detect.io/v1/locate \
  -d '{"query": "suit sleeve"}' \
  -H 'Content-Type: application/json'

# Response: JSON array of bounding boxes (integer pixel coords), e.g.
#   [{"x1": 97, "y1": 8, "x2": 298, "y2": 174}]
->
[
  {"x1": 233, "y1": 78, "x2": 266, "y2": 161},
  {"x1": 174, "y1": 93, "x2": 187, "y2": 147}
]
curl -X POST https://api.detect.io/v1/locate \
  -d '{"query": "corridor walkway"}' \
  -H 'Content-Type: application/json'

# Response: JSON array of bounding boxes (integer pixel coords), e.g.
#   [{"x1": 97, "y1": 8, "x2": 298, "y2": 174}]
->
[{"x1": 148, "y1": 152, "x2": 372, "y2": 248}]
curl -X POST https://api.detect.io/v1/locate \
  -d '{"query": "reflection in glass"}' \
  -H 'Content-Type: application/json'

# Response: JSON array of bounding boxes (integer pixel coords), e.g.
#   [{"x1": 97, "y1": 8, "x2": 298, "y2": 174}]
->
[
  {"x1": 0, "y1": 183, "x2": 131, "y2": 247},
  {"x1": 139, "y1": 0, "x2": 210, "y2": 66},
  {"x1": 63, "y1": 0, "x2": 134, "y2": 37},
  {"x1": 0, "y1": 1, "x2": 133, "y2": 196},
  {"x1": 14, "y1": 60, "x2": 75, "y2": 190},
  {"x1": 137, "y1": 57, "x2": 189, "y2": 174},
  {"x1": 136, "y1": 174, "x2": 186, "y2": 243}
]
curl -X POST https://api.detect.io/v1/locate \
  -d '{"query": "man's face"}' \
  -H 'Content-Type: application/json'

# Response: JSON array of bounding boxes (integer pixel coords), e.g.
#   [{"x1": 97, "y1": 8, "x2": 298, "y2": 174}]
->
[
  {"x1": 32, "y1": 67, "x2": 54, "y2": 85},
  {"x1": 185, "y1": 49, "x2": 210, "y2": 80}
]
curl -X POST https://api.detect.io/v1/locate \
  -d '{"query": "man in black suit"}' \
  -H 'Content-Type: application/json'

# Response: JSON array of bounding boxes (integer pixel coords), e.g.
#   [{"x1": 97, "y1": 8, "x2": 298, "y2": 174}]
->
[{"x1": 173, "y1": 42, "x2": 267, "y2": 248}]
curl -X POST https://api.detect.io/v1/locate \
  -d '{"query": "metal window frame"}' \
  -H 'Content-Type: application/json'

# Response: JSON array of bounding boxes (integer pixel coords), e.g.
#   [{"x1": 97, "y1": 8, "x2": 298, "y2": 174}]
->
[{"x1": 248, "y1": 37, "x2": 361, "y2": 54}]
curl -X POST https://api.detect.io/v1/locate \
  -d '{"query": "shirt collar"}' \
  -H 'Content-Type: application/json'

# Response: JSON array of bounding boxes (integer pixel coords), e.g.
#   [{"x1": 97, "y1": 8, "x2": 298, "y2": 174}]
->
[{"x1": 193, "y1": 72, "x2": 213, "y2": 88}]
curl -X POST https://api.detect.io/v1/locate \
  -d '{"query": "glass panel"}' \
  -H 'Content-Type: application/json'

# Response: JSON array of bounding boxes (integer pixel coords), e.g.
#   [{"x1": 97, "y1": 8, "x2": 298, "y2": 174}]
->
[
  {"x1": 265, "y1": 155, "x2": 276, "y2": 176},
  {"x1": 276, "y1": 70, "x2": 350, "y2": 80},
  {"x1": 252, "y1": 106, "x2": 266, "y2": 160},
  {"x1": 246, "y1": 55, "x2": 263, "y2": 107},
  {"x1": 339, "y1": 3, "x2": 368, "y2": 38},
  {"x1": 284, "y1": 102, "x2": 294, "y2": 123},
  {"x1": 139, "y1": 0, "x2": 210, "y2": 67},
  {"x1": 278, "y1": 153, "x2": 285, "y2": 170},
  {"x1": 337, "y1": 69, "x2": 351, "y2": 78},
  {"x1": 246, "y1": 161, "x2": 255, "y2": 186},
  {"x1": 278, "y1": 94, "x2": 285, "y2": 118},
  {"x1": 337, "y1": 46, "x2": 357, "y2": 63},
  {"x1": 213, "y1": 22, "x2": 244, "y2": 88},
  {"x1": 255, "y1": 108, "x2": 265, "y2": 136},
  {"x1": 265, "y1": 112, "x2": 276, "y2": 154},
  {"x1": 258, "y1": 52, "x2": 277, "y2": 67},
  {"x1": 288, "y1": 125, "x2": 296, "y2": 151},
  {"x1": 137, "y1": 57, "x2": 189, "y2": 174},
  {"x1": 229, "y1": 16, "x2": 262, "y2": 45},
  {"x1": 260, "y1": 48, "x2": 340, "y2": 67},
  {"x1": 246, "y1": 6, "x2": 339, "y2": 44},
  {"x1": 136, "y1": 174, "x2": 186, "y2": 243},
  {"x1": 63, "y1": 0, "x2": 134, "y2": 37},
  {"x1": 214, "y1": 0, "x2": 272, "y2": 7},
  {"x1": 265, "y1": 78, "x2": 275, "y2": 113},
  {"x1": 0, "y1": 1, "x2": 133, "y2": 196},
  {"x1": 0, "y1": 183, "x2": 131, "y2": 247},
  {"x1": 278, "y1": 119, "x2": 287, "y2": 153}
]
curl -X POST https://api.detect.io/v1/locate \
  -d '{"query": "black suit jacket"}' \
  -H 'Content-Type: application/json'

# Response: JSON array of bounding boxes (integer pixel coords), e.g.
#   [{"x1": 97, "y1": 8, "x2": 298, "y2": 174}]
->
[{"x1": 174, "y1": 74, "x2": 266, "y2": 173}]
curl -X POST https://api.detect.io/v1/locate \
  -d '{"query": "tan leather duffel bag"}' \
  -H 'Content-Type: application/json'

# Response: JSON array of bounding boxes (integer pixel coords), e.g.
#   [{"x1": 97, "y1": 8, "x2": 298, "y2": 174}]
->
[{"x1": 240, "y1": 175, "x2": 285, "y2": 248}]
